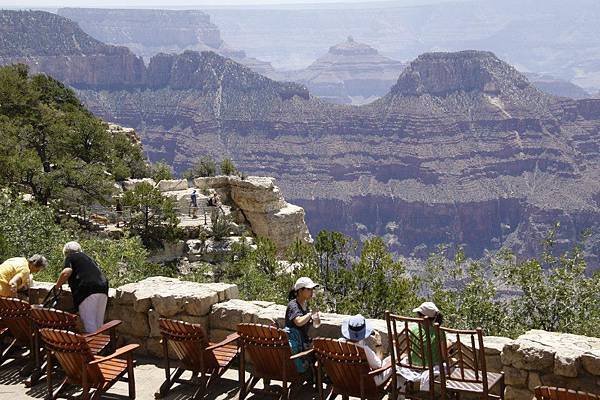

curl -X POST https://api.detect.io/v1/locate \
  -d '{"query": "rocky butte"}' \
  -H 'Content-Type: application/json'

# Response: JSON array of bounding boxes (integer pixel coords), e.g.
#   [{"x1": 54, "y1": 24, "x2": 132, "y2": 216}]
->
[
  {"x1": 285, "y1": 36, "x2": 406, "y2": 105},
  {"x1": 3, "y1": 10, "x2": 600, "y2": 264}
]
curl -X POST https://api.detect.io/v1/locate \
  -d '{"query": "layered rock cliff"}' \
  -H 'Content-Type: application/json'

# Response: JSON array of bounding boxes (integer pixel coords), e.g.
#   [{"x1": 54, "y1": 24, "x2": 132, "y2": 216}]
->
[
  {"x1": 0, "y1": 10, "x2": 145, "y2": 88},
  {"x1": 76, "y1": 50, "x2": 600, "y2": 263},
  {"x1": 288, "y1": 36, "x2": 406, "y2": 105}
]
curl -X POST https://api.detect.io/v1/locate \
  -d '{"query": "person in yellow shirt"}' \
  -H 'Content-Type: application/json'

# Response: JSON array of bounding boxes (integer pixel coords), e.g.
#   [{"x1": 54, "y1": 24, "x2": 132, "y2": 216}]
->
[{"x1": 0, "y1": 255, "x2": 48, "y2": 297}]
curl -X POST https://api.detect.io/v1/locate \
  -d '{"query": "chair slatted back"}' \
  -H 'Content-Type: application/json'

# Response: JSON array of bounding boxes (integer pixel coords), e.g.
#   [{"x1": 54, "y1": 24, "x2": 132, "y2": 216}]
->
[
  {"x1": 39, "y1": 328, "x2": 103, "y2": 386},
  {"x1": 30, "y1": 306, "x2": 78, "y2": 330},
  {"x1": 535, "y1": 386, "x2": 599, "y2": 400},
  {"x1": 158, "y1": 318, "x2": 219, "y2": 372},
  {"x1": 436, "y1": 325, "x2": 488, "y2": 391},
  {"x1": 0, "y1": 296, "x2": 32, "y2": 345},
  {"x1": 385, "y1": 312, "x2": 434, "y2": 371},
  {"x1": 237, "y1": 323, "x2": 299, "y2": 382},
  {"x1": 313, "y1": 338, "x2": 378, "y2": 398}
]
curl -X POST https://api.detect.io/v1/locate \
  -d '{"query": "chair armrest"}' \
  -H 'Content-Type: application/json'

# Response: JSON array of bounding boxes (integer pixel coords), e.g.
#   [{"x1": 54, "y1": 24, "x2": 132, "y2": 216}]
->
[
  {"x1": 368, "y1": 364, "x2": 392, "y2": 376},
  {"x1": 83, "y1": 320, "x2": 122, "y2": 338},
  {"x1": 290, "y1": 348, "x2": 314, "y2": 360},
  {"x1": 206, "y1": 332, "x2": 239, "y2": 351},
  {"x1": 89, "y1": 343, "x2": 140, "y2": 365}
]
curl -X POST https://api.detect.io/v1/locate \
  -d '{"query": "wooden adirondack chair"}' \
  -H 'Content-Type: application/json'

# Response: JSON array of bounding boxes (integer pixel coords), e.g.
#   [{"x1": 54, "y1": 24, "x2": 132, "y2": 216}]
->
[
  {"x1": 28, "y1": 305, "x2": 121, "y2": 386},
  {"x1": 435, "y1": 326, "x2": 504, "y2": 400},
  {"x1": 313, "y1": 337, "x2": 391, "y2": 400},
  {"x1": 39, "y1": 328, "x2": 139, "y2": 400},
  {"x1": 0, "y1": 296, "x2": 34, "y2": 369},
  {"x1": 385, "y1": 311, "x2": 436, "y2": 400},
  {"x1": 155, "y1": 318, "x2": 239, "y2": 399},
  {"x1": 237, "y1": 323, "x2": 314, "y2": 400},
  {"x1": 535, "y1": 386, "x2": 599, "y2": 400}
]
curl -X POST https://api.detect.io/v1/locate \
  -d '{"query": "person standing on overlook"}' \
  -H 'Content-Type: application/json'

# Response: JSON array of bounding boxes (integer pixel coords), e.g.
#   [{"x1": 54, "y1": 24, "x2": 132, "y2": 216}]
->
[
  {"x1": 189, "y1": 189, "x2": 198, "y2": 218},
  {"x1": 54, "y1": 241, "x2": 109, "y2": 333},
  {"x1": 0, "y1": 254, "x2": 48, "y2": 297}
]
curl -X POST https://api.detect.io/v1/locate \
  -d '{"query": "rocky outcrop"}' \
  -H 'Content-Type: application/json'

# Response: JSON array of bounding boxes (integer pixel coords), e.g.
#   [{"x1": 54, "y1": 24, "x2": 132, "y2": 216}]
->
[
  {"x1": 501, "y1": 330, "x2": 600, "y2": 399},
  {"x1": 289, "y1": 36, "x2": 406, "y2": 105},
  {"x1": 0, "y1": 10, "x2": 145, "y2": 88},
  {"x1": 194, "y1": 176, "x2": 313, "y2": 251}
]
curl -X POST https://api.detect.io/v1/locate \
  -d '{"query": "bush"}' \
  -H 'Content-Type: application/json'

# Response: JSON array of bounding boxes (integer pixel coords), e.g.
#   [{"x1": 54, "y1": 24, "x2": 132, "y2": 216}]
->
[
  {"x1": 220, "y1": 158, "x2": 237, "y2": 176},
  {"x1": 209, "y1": 209, "x2": 233, "y2": 241},
  {"x1": 150, "y1": 160, "x2": 173, "y2": 182},
  {"x1": 185, "y1": 156, "x2": 217, "y2": 178}
]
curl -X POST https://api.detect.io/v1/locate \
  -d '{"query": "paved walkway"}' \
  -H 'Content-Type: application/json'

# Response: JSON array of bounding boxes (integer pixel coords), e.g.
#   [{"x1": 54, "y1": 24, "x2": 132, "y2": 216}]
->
[{"x1": 0, "y1": 356, "x2": 322, "y2": 399}]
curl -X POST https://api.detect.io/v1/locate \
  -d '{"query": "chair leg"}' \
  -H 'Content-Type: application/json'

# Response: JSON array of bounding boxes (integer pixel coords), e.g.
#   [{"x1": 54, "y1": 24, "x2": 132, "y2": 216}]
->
[
  {"x1": 156, "y1": 367, "x2": 183, "y2": 398},
  {"x1": 128, "y1": 355, "x2": 136, "y2": 399}
]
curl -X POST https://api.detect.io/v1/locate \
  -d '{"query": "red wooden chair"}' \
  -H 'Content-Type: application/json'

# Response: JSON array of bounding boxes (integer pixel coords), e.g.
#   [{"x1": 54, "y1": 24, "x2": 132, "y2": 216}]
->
[
  {"x1": 385, "y1": 311, "x2": 436, "y2": 400},
  {"x1": 0, "y1": 296, "x2": 34, "y2": 369},
  {"x1": 29, "y1": 305, "x2": 121, "y2": 385},
  {"x1": 435, "y1": 325, "x2": 504, "y2": 400},
  {"x1": 237, "y1": 323, "x2": 314, "y2": 400},
  {"x1": 313, "y1": 337, "x2": 391, "y2": 400},
  {"x1": 535, "y1": 386, "x2": 599, "y2": 400},
  {"x1": 155, "y1": 318, "x2": 239, "y2": 399},
  {"x1": 39, "y1": 328, "x2": 139, "y2": 400}
]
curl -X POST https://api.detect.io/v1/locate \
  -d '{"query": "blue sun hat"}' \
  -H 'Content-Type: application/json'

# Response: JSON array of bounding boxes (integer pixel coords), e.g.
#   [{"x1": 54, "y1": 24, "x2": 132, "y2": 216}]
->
[{"x1": 341, "y1": 314, "x2": 373, "y2": 341}]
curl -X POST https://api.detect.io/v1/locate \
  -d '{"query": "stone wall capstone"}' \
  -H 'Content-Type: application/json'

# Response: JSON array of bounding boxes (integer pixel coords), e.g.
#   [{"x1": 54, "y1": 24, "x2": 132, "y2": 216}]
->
[{"x1": 501, "y1": 330, "x2": 600, "y2": 399}]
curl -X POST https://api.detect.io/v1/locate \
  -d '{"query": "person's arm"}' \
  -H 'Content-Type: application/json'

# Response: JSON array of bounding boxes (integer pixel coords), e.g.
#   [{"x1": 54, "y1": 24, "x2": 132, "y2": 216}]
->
[
  {"x1": 8, "y1": 274, "x2": 22, "y2": 294},
  {"x1": 55, "y1": 267, "x2": 73, "y2": 289},
  {"x1": 293, "y1": 313, "x2": 312, "y2": 327}
]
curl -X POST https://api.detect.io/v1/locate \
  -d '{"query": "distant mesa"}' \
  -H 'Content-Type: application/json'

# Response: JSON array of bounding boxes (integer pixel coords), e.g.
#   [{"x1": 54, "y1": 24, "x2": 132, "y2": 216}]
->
[
  {"x1": 288, "y1": 36, "x2": 406, "y2": 105},
  {"x1": 391, "y1": 50, "x2": 530, "y2": 97}
]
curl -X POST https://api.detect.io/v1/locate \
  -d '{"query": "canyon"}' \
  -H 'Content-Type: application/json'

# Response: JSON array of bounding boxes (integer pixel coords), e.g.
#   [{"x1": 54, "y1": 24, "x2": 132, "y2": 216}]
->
[{"x1": 2, "y1": 10, "x2": 600, "y2": 264}]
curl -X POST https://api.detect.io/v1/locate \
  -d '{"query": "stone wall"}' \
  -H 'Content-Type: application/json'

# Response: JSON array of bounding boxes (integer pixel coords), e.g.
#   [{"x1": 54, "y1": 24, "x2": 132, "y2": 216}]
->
[
  {"x1": 27, "y1": 279, "x2": 600, "y2": 397},
  {"x1": 501, "y1": 330, "x2": 600, "y2": 398}
]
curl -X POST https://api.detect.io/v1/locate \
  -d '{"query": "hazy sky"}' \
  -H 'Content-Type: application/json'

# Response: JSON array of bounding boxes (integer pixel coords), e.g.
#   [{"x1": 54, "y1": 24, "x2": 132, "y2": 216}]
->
[{"x1": 3, "y1": 0, "x2": 465, "y2": 8}]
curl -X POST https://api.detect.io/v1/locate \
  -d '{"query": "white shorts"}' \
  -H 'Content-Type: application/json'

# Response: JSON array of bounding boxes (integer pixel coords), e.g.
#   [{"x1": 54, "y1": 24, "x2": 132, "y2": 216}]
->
[{"x1": 78, "y1": 293, "x2": 108, "y2": 333}]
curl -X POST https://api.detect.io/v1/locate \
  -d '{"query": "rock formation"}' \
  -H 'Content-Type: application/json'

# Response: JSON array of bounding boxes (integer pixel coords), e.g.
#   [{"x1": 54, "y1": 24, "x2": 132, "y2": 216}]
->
[
  {"x1": 120, "y1": 174, "x2": 312, "y2": 253},
  {"x1": 289, "y1": 36, "x2": 406, "y2": 105},
  {"x1": 56, "y1": 7, "x2": 276, "y2": 76},
  {"x1": 0, "y1": 10, "x2": 145, "y2": 88}
]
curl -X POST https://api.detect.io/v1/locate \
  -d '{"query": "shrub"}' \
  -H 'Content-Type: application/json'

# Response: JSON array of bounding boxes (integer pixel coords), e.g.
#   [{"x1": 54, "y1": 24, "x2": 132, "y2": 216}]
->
[{"x1": 220, "y1": 158, "x2": 237, "y2": 176}]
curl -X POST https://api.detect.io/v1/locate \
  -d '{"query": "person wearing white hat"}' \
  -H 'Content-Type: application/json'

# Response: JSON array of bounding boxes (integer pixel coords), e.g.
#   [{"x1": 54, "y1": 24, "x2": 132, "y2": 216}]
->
[
  {"x1": 410, "y1": 301, "x2": 444, "y2": 367},
  {"x1": 285, "y1": 276, "x2": 320, "y2": 373},
  {"x1": 340, "y1": 314, "x2": 391, "y2": 387},
  {"x1": 394, "y1": 302, "x2": 446, "y2": 398}
]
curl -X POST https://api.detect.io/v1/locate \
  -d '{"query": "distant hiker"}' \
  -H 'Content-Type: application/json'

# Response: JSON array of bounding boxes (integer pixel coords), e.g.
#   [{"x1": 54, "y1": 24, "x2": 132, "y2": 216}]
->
[
  {"x1": 115, "y1": 197, "x2": 123, "y2": 228},
  {"x1": 54, "y1": 242, "x2": 109, "y2": 333},
  {"x1": 189, "y1": 189, "x2": 198, "y2": 218},
  {"x1": 0, "y1": 255, "x2": 48, "y2": 297},
  {"x1": 209, "y1": 192, "x2": 225, "y2": 214}
]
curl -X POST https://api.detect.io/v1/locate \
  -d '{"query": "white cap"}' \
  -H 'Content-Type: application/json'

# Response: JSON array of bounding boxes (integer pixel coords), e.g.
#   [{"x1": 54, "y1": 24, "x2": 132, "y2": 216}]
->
[
  {"x1": 294, "y1": 277, "x2": 319, "y2": 291},
  {"x1": 412, "y1": 302, "x2": 440, "y2": 318}
]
